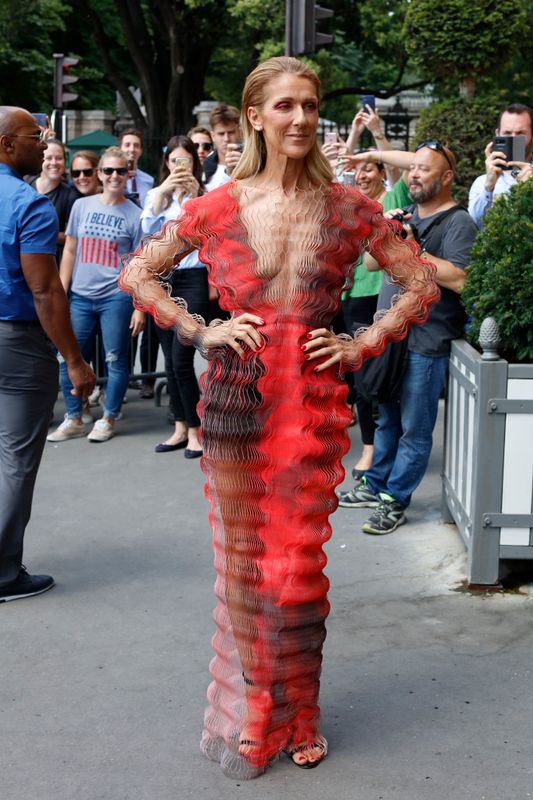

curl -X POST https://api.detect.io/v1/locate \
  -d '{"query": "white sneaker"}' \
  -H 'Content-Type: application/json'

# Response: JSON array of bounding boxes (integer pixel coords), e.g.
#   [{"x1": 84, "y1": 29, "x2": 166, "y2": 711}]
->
[
  {"x1": 82, "y1": 401, "x2": 93, "y2": 425},
  {"x1": 88, "y1": 385, "x2": 102, "y2": 407},
  {"x1": 47, "y1": 416, "x2": 86, "y2": 442},
  {"x1": 87, "y1": 419, "x2": 115, "y2": 442}
]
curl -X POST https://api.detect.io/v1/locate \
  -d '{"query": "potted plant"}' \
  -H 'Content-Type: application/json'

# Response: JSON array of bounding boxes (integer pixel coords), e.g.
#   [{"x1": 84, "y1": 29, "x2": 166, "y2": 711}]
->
[{"x1": 442, "y1": 178, "x2": 533, "y2": 586}]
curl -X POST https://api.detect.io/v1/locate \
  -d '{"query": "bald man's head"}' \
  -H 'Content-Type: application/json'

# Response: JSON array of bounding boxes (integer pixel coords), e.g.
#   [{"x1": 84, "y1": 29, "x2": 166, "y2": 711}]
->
[{"x1": 0, "y1": 106, "x2": 47, "y2": 175}]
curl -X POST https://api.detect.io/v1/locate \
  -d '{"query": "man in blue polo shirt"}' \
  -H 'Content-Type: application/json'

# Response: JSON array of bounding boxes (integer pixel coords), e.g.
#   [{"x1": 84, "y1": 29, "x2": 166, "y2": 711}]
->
[{"x1": 0, "y1": 106, "x2": 95, "y2": 603}]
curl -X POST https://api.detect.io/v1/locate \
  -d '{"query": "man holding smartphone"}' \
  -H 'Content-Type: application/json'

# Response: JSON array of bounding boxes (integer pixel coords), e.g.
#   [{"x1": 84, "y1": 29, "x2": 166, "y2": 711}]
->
[
  {"x1": 119, "y1": 128, "x2": 154, "y2": 206},
  {"x1": 204, "y1": 104, "x2": 242, "y2": 191},
  {"x1": 468, "y1": 103, "x2": 533, "y2": 228}
]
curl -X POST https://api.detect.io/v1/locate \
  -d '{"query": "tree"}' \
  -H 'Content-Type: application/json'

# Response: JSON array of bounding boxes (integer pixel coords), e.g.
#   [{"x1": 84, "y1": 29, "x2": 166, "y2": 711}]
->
[
  {"x1": 72, "y1": 0, "x2": 229, "y2": 142},
  {"x1": 403, "y1": 0, "x2": 526, "y2": 97},
  {"x1": 414, "y1": 95, "x2": 502, "y2": 205},
  {"x1": 0, "y1": 0, "x2": 68, "y2": 110}
]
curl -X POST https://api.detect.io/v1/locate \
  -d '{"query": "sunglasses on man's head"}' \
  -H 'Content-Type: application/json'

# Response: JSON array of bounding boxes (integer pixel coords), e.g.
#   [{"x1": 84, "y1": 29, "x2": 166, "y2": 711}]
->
[
  {"x1": 415, "y1": 139, "x2": 454, "y2": 171},
  {"x1": 101, "y1": 167, "x2": 128, "y2": 176},
  {"x1": 71, "y1": 168, "x2": 95, "y2": 178},
  {"x1": 194, "y1": 142, "x2": 212, "y2": 152}
]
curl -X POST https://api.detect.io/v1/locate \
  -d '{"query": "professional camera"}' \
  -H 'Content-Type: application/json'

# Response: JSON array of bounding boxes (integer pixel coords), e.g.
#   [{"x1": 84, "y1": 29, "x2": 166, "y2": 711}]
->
[
  {"x1": 389, "y1": 210, "x2": 409, "y2": 239},
  {"x1": 492, "y1": 135, "x2": 526, "y2": 169}
]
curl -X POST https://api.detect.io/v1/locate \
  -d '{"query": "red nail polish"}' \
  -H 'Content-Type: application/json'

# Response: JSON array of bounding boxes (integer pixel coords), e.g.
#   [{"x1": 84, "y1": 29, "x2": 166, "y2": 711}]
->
[
  {"x1": 305, "y1": 354, "x2": 311, "y2": 360},
  {"x1": 307, "y1": 333, "x2": 313, "y2": 339}
]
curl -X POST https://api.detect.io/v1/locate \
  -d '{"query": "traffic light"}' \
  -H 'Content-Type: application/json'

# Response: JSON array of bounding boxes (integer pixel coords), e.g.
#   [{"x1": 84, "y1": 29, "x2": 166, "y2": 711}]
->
[
  {"x1": 53, "y1": 53, "x2": 79, "y2": 109},
  {"x1": 286, "y1": 0, "x2": 334, "y2": 56}
]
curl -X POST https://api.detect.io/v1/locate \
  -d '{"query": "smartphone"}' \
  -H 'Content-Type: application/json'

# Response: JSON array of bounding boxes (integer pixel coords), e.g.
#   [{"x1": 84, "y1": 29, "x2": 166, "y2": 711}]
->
[
  {"x1": 324, "y1": 131, "x2": 337, "y2": 145},
  {"x1": 174, "y1": 157, "x2": 190, "y2": 169},
  {"x1": 233, "y1": 143, "x2": 244, "y2": 153},
  {"x1": 340, "y1": 171, "x2": 356, "y2": 186},
  {"x1": 492, "y1": 135, "x2": 526, "y2": 168},
  {"x1": 32, "y1": 113, "x2": 49, "y2": 127},
  {"x1": 361, "y1": 94, "x2": 376, "y2": 112}
]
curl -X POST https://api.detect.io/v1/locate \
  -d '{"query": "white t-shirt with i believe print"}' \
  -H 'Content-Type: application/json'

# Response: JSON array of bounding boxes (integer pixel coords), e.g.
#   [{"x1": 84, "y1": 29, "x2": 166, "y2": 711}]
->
[{"x1": 66, "y1": 194, "x2": 143, "y2": 299}]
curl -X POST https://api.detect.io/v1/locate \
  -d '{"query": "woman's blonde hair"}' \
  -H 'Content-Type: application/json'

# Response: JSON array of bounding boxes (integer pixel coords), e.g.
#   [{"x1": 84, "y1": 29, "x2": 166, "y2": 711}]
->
[
  {"x1": 98, "y1": 146, "x2": 128, "y2": 170},
  {"x1": 232, "y1": 56, "x2": 333, "y2": 186}
]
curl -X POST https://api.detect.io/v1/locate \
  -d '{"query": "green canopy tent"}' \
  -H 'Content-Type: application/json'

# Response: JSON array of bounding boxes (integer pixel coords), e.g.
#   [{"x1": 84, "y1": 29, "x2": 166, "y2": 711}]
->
[{"x1": 66, "y1": 129, "x2": 118, "y2": 157}]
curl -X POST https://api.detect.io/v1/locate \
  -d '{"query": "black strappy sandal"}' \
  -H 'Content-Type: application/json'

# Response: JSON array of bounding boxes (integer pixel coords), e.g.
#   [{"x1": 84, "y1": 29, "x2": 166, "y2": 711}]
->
[{"x1": 286, "y1": 735, "x2": 328, "y2": 769}]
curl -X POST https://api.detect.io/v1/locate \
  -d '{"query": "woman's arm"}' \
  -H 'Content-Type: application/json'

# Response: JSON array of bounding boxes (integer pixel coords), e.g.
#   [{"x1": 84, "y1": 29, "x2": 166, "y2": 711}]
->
[
  {"x1": 119, "y1": 217, "x2": 264, "y2": 357},
  {"x1": 59, "y1": 235, "x2": 77, "y2": 292},
  {"x1": 337, "y1": 214, "x2": 439, "y2": 372},
  {"x1": 342, "y1": 149, "x2": 414, "y2": 172}
]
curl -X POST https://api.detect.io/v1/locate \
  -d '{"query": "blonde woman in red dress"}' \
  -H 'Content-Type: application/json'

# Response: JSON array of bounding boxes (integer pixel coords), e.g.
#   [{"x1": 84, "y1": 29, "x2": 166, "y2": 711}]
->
[{"x1": 120, "y1": 57, "x2": 438, "y2": 780}]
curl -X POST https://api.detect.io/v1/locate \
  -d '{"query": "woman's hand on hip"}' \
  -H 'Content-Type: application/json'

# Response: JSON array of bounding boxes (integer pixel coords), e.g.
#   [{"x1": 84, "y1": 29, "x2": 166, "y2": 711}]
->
[
  {"x1": 202, "y1": 313, "x2": 264, "y2": 359},
  {"x1": 303, "y1": 328, "x2": 345, "y2": 372}
]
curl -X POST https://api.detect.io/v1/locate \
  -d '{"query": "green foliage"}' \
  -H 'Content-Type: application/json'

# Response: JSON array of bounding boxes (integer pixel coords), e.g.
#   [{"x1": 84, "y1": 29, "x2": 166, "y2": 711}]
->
[
  {"x1": 0, "y1": 0, "x2": 67, "y2": 110},
  {"x1": 414, "y1": 96, "x2": 502, "y2": 205},
  {"x1": 403, "y1": 0, "x2": 526, "y2": 84},
  {"x1": 462, "y1": 180, "x2": 533, "y2": 363},
  {"x1": 204, "y1": 0, "x2": 284, "y2": 104}
]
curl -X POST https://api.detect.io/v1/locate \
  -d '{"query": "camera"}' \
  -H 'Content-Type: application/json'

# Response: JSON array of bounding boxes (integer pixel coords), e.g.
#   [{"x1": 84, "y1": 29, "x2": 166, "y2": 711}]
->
[
  {"x1": 233, "y1": 143, "x2": 244, "y2": 153},
  {"x1": 389, "y1": 209, "x2": 419, "y2": 242},
  {"x1": 492, "y1": 135, "x2": 526, "y2": 169}
]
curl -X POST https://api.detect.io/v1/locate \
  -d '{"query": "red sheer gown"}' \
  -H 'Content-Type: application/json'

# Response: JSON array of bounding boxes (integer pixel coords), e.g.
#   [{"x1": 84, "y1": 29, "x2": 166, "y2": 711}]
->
[{"x1": 120, "y1": 180, "x2": 438, "y2": 779}]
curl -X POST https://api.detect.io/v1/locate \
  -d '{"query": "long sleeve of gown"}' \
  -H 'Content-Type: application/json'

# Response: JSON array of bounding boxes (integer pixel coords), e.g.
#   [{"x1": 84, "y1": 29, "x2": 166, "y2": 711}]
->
[
  {"x1": 339, "y1": 209, "x2": 440, "y2": 371},
  {"x1": 119, "y1": 206, "x2": 209, "y2": 350}
]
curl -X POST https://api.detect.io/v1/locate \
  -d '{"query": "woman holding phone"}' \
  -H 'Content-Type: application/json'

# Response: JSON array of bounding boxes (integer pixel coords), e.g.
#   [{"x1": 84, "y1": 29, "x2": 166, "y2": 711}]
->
[{"x1": 141, "y1": 135, "x2": 207, "y2": 456}]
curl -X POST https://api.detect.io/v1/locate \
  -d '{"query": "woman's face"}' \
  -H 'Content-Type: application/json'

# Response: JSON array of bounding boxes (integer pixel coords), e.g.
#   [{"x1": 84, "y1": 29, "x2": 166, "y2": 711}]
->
[
  {"x1": 190, "y1": 133, "x2": 212, "y2": 165},
  {"x1": 166, "y1": 146, "x2": 194, "y2": 174},
  {"x1": 248, "y1": 74, "x2": 319, "y2": 162},
  {"x1": 98, "y1": 156, "x2": 128, "y2": 196},
  {"x1": 355, "y1": 161, "x2": 384, "y2": 199},
  {"x1": 71, "y1": 156, "x2": 99, "y2": 196},
  {"x1": 42, "y1": 143, "x2": 65, "y2": 183}
]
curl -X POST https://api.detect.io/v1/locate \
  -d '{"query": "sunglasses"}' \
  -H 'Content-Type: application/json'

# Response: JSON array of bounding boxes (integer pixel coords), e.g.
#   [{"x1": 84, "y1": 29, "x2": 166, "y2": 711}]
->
[
  {"x1": 71, "y1": 168, "x2": 95, "y2": 178},
  {"x1": 194, "y1": 142, "x2": 212, "y2": 152},
  {"x1": 101, "y1": 167, "x2": 128, "y2": 176},
  {"x1": 10, "y1": 130, "x2": 47, "y2": 143},
  {"x1": 415, "y1": 139, "x2": 454, "y2": 171}
]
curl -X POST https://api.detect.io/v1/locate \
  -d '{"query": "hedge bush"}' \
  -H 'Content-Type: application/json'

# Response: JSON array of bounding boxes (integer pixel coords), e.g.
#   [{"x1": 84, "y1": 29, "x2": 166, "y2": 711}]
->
[
  {"x1": 403, "y1": 0, "x2": 525, "y2": 85},
  {"x1": 414, "y1": 95, "x2": 502, "y2": 206},
  {"x1": 462, "y1": 179, "x2": 533, "y2": 363}
]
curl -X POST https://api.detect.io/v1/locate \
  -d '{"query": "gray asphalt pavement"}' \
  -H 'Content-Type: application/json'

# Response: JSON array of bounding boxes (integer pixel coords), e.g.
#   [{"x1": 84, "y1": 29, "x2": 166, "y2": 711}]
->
[{"x1": 2, "y1": 386, "x2": 532, "y2": 800}]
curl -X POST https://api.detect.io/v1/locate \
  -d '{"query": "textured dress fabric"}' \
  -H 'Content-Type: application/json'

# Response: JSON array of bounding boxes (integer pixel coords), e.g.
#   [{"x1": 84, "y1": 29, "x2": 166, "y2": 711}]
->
[{"x1": 120, "y1": 180, "x2": 438, "y2": 779}]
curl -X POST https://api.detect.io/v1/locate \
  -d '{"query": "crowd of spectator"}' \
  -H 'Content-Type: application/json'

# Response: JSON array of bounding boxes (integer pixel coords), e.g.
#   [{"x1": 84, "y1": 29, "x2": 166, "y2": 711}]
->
[
  {"x1": 1, "y1": 94, "x2": 531, "y2": 601},
  {"x1": 36, "y1": 99, "x2": 533, "y2": 494}
]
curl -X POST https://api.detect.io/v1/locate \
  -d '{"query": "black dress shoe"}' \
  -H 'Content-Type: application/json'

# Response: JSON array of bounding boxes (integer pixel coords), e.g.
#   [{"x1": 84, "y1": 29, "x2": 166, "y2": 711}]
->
[
  {"x1": 139, "y1": 383, "x2": 155, "y2": 399},
  {"x1": 0, "y1": 567, "x2": 55, "y2": 603},
  {"x1": 155, "y1": 440, "x2": 187, "y2": 453},
  {"x1": 184, "y1": 448, "x2": 203, "y2": 459}
]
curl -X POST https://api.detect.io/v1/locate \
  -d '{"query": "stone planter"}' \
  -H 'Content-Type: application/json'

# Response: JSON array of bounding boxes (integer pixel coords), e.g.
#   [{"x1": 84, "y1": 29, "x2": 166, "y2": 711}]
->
[{"x1": 442, "y1": 319, "x2": 533, "y2": 586}]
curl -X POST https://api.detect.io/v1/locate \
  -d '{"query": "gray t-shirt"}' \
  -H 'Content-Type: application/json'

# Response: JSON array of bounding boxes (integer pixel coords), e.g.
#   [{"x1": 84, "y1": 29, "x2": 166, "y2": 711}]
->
[
  {"x1": 66, "y1": 194, "x2": 142, "y2": 299},
  {"x1": 378, "y1": 205, "x2": 477, "y2": 357}
]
